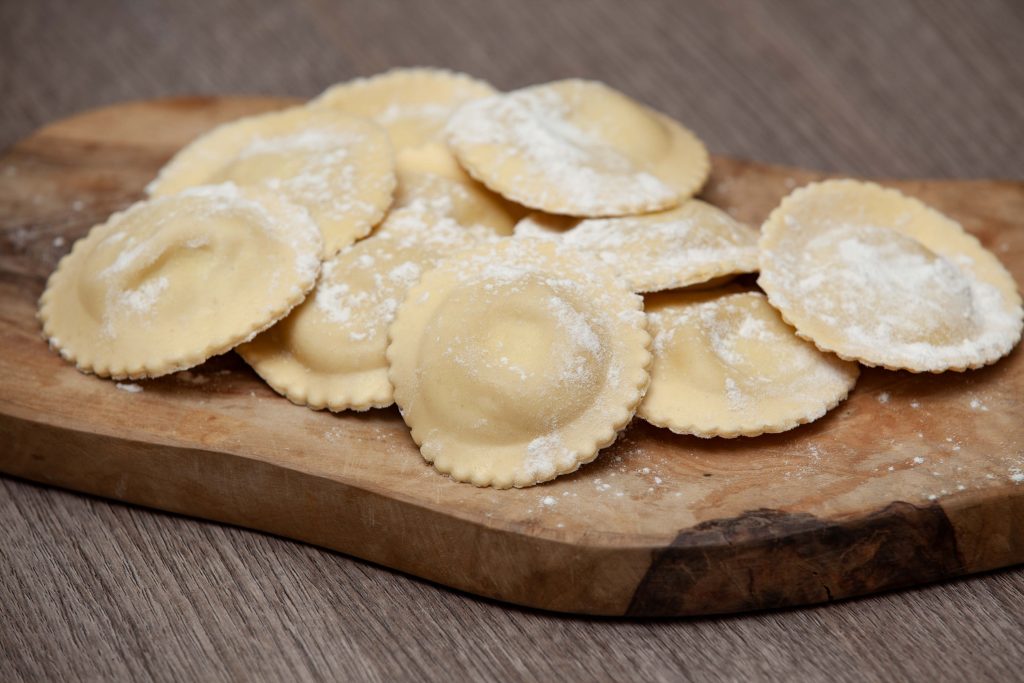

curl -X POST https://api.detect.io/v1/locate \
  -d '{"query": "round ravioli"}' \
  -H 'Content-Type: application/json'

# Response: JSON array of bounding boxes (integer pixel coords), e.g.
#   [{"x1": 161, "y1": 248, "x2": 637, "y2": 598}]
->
[
  {"x1": 759, "y1": 180, "x2": 1023, "y2": 372},
  {"x1": 39, "y1": 184, "x2": 322, "y2": 379},
  {"x1": 310, "y1": 67, "x2": 496, "y2": 149},
  {"x1": 387, "y1": 239, "x2": 651, "y2": 488},
  {"x1": 513, "y1": 200, "x2": 759, "y2": 292},
  {"x1": 147, "y1": 107, "x2": 395, "y2": 257},
  {"x1": 639, "y1": 289, "x2": 859, "y2": 438},
  {"x1": 446, "y1": 79, "x2": 709, "y2": 216},
  {"x1": 237, "y1": 208, "x2": 498, "y2": 411}
]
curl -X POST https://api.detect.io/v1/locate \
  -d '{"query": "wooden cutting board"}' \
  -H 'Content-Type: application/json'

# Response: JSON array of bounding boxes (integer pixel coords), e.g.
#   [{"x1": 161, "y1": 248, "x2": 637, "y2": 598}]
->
[{"x1": 2, "y1": 96, "x2": 1022, "y2": 617}]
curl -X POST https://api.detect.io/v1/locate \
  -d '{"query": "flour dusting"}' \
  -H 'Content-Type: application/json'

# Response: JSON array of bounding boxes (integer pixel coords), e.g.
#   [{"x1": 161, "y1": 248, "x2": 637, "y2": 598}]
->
[
  {"x1": 519, "y1": 203, "x2": 759, "y2": 292},
  {"x1": 447, "y1": 84, "x2": 676, "y2": 213}
]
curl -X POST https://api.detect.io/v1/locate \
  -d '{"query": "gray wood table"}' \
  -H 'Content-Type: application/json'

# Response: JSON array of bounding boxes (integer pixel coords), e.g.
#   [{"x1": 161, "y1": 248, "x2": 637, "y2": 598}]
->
[{"x1": 2, "y1": 1, "x2": 1023, "y2": 680}]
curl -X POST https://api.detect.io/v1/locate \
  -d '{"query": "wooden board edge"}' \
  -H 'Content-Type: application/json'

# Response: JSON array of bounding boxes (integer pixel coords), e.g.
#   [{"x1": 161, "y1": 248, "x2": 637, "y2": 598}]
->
[
  {"x1": 4, "y1": 410, "x2": 1023, "y2": 617},
  {"x1": 0, "y1": 411, "x2": 652, "y2": 616},
  {"x1": 627, "y1": 490, "x2": 1024, "y2": 617},
  {"x1": 629, "y1": 502, "x2": 951, "y2": 616}
]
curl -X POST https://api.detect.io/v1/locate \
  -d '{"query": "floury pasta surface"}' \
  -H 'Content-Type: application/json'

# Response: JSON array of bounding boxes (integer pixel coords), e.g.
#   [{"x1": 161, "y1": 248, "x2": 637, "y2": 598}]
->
[
  {"x1": 40, "y1": 184, "x2": 322, "y2": 379},
  {"x1": 758, "y1": 180, "x2": 1023, "y2": 373}
]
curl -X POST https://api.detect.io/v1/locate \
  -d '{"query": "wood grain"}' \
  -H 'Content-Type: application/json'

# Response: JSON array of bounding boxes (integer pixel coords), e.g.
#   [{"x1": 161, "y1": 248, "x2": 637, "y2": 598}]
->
[
  {"x1": 2, "y1": 1, "x2": 1023, "y2": 680},
  {"x1": 2, "y1": 95, "x2": 1023, "y2": 620}
]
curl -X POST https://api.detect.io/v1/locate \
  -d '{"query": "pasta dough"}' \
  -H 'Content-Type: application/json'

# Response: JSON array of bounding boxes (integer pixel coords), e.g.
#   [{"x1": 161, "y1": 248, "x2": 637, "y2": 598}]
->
[
  {"x1": 759, "y1": 180, "x2": 1023, "y2": 372},
  {"x1": 310, "y1": 68, "x2": 496, "y2": 149},
  {"x1": 395, "y1": 141, "x2": 476, "y2": 182},
  {"x1": 387, "y1": 239, "x2": 651, "y2": 488},
  {"x1": 393, "y1": 140, "x2": 525, "y2": 234},
  {"x1": 394, "y1": 171, "x2": 519, "y2": 236},
  {"x1": 39, "y1": 184, "x2": 322, "y2": 379},
  {"x1": 639, "y1": 289, "x2": 859, "y2": 438},
  {"x1": 514, "y1": 200, "x2": 759, "y2": 292},
  {"x1": 237, "y1": 207, "x2": 499, "y2": 411},
  {"x1": 446, "y1": 79, "x2": 709, "y2": 216},
  {"x1": 147, "y1": 107, "x2": 395, "y2": 257}
]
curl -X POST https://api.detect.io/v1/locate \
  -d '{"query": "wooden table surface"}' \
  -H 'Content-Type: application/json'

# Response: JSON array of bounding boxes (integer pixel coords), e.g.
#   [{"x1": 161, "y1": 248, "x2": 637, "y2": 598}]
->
[{"x1": 2, "y1": 1, "x2": 1022, "y2": 680}]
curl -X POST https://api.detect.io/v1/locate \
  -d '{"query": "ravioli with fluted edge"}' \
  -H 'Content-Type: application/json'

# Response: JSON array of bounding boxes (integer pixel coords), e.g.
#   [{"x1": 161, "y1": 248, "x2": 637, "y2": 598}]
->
[
  {"x1": 387, "y1": 239, "x2": 651, "y2": 488},
  {"x1": 514, "y1": 199, "x2": 758, "y2": 292},
  {"x1": 39, "y1": 184, "x2": 322, "y2": 379},
  {"x1": 758, "y1": 180, "x2": 1023, "y2": 372},
  {"x1": 147, "y1": 106, "x2": 395, "y2": 257},
  {"x1": 446, "y1": 79, "x2": 709, "y2": 216},
  {"x1": 639, "y1": 289, "x2": 859, "y2": 438},
  {"x1": 310, "y1": 67, "x2": 496, "y2": 149}
]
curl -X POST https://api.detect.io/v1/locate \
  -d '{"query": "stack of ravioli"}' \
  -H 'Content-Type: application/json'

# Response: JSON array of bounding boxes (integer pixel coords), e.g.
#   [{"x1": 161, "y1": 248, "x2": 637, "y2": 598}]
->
[{"x1": 40, "y1": 68, "x2": 1023, "y2": 489}]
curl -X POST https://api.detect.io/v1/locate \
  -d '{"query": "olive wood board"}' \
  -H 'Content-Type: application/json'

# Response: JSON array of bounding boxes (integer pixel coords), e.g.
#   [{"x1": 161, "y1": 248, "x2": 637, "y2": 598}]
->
[{"x1": 1, "y1": 96, "x2": 1022, "y2": 617}]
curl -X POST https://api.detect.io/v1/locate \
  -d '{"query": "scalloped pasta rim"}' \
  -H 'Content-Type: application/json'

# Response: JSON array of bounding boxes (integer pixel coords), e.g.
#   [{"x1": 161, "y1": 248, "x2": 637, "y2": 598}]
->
[
  {"x1": 235, "y1": 343, "x2": 394, "y2": 412},
  {"x1": 311, "y1": 66, "x2": 497, "y2": 106},
  {"x1": 512, "y1": 201, "x2": 759, "y2": 292},
  {"x1": 145, "y1": 106, "x2": 397, "y2": 258},
  {"x1": 758, "y1": 179, "x2": 1023, "y2": 373},
  {"x1": 309, "y1": 67, "x2": 497, "y2": 150},
  {"x1": 638, "y1": 377, "x2": 857, "y2": 439},
  {"x1": 637, "y1": 289, "x2": 860, "y2": 438},
  {"x1": 38, "y1": 187, "x2": 322, "y2": 380},
  {"x1": 446, "y1": 80, "x2": 709, "y2": 217},
  {"x1": 386, "y1": 240, "x2": 652, "y2": 489}
]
